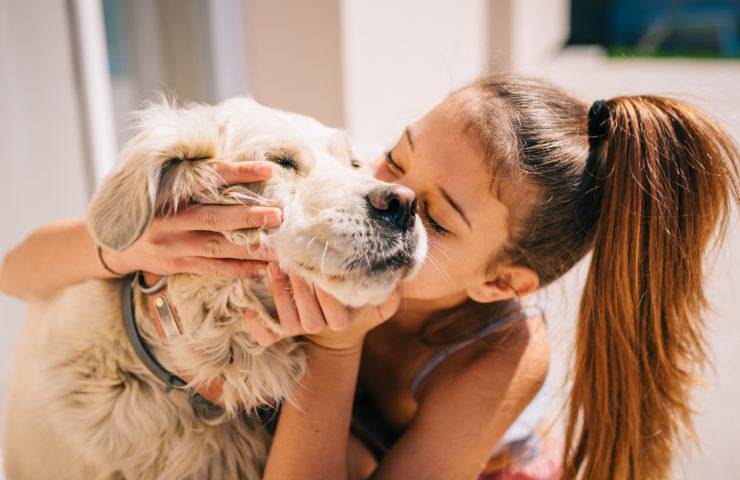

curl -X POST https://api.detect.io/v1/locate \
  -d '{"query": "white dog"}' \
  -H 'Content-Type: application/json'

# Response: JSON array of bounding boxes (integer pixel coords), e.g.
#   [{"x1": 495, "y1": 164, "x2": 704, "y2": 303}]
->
[{"x1": 4, "y1": 98, "x2": 427, "y2": 479}]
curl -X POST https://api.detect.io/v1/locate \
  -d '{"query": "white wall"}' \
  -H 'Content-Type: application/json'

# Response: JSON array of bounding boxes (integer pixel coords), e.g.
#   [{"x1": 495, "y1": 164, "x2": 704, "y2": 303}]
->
[
  {"x1": 508, "y1": 0, "x2": 571, "y2": 73},
  {"x1": 0, "y1": 0, "x2": 90, "y2": 444},
  {"x1": 245, "y1": 0, "x2": 345, "y2": 127},
  {"x1": 340, "y1": 0, "x2": 489, "y2": 146}
]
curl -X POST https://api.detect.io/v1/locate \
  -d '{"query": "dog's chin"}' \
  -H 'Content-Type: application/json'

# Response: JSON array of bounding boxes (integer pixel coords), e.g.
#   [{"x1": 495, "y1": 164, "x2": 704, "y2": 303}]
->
[
  {"x1": 274, "y1": 224, "x2": 427, "y2": 307},
  {"x1": 314, "y1": 276, "x2": 397, "y2": 308},
  {"x1": 291, "y1": 247, "x2": 427, "y2": 308}
]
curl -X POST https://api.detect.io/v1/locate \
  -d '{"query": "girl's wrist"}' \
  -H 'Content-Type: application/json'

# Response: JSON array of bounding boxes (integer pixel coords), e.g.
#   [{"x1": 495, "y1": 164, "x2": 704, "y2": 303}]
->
[
  {"x1": 95, "y1": 245, "x2": 125, "y2": 277},
  {"x1": 304, "y1": 336, "x2": 364, "y2": 356},
  {"x1": 84, "y1": 221, "x2": 132, "y2": 277},
  {"x1": 97, "y1": 244, "x2": 133, "y2": 277}
]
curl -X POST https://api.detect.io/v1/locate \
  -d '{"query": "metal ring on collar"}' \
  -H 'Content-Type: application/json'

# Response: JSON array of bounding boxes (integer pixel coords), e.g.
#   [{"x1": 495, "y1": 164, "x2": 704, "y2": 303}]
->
[{"x1": 135, "y1": 271, "x2": 168, "y2": 294}]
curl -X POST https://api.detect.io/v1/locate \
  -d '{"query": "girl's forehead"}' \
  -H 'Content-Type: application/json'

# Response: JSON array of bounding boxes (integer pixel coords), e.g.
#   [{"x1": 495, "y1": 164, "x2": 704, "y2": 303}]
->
[
  {"x1": 414, "y1": 101, "x2": 491, "y2": 187},
  {"x1": 412, "y1": 102, "x2": 511, "y2": 238}
]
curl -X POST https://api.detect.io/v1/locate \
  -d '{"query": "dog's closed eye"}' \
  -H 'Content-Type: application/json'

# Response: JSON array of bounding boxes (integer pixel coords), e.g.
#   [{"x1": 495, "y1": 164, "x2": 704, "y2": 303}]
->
[
  {"x1": 266, "y1": 148, "x2": 301, "y2": 173},
  {"x1": 273, "y1": 155, "x2": 299, "y2": 171}
]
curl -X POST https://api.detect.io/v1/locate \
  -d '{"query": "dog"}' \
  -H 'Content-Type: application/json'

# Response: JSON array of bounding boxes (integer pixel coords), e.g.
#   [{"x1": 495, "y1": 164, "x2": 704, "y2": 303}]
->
[{"x1": 3, "y1": 97, "x2": 427, "y2": 479}]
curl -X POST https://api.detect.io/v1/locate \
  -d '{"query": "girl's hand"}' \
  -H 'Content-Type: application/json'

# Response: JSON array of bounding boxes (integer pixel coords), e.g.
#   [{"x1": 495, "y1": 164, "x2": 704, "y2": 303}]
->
[
  {"x1": 245, "y1": 263, "x2": 402, "y2": 351},
  {"x1": 100, "y1": 160, "x2": 281, "y2": 278}
]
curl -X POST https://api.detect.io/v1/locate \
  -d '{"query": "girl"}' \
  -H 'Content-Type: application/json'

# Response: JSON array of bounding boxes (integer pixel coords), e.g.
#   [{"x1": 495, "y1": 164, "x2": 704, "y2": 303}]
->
[{"x1": 2, "y1": 75, "x2": 738, "y2": 479}]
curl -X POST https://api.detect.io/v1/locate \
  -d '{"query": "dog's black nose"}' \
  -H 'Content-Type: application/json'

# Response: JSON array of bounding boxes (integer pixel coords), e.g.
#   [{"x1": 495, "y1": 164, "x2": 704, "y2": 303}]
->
[{"x1": 366, "y1": 185, "x2": 417, "y2": 231}]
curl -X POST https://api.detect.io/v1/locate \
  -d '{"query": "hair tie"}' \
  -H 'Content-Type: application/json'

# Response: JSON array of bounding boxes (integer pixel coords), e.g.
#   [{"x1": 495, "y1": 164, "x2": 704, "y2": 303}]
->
[
  {"x1": 585, "y1": 100, "x2": 610, "y2": 179},
  {"x1": 588, "y1": 99, "x2": 609, "y2": 143}
]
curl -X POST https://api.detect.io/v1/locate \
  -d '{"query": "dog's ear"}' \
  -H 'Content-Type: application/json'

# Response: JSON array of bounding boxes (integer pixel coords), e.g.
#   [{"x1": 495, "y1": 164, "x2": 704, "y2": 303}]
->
[
  {"x1": 88, "y1": 100, "x2": 220, "y2": 251},
  {"x1": 327, "y1": 130, "x2": 352, "y2": 157},
  {"x1": 88, "y1": 138, "x2": 164, "y2": 251},
  {"x1": 327, "y1": 130, "x2": 366, "y2": 169}
]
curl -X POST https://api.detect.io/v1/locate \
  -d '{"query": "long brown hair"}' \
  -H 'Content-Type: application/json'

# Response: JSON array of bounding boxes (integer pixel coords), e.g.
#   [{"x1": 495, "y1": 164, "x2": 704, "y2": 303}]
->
[{"x1": 450, "y1": 75, "x2": 740, "y2": 479}]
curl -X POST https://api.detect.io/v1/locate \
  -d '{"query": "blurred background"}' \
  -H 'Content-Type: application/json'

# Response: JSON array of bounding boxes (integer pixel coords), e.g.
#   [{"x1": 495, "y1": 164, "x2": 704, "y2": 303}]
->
[{"x1": 1, "y1": 0, "x2": 738, "y2": 478}]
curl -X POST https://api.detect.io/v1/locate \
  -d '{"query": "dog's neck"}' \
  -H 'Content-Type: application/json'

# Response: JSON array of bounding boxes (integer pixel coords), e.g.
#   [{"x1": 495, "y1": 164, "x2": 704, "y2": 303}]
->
[
  {"x1": 137, "y1": 277, "x2": 226, "y2": 407},
  {"x1": 132, "y1": 273, "x2": 306, "y2": 416}
]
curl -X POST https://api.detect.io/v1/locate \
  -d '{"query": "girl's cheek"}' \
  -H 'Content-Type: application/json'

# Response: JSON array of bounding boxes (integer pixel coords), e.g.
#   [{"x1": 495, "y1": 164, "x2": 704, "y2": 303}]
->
[
  {"x1": 370, "y1": 156, "x2": 385, "y2": 177},
  {"x1": 372, "y1": 165, "x2": 394, "y2": 182}
]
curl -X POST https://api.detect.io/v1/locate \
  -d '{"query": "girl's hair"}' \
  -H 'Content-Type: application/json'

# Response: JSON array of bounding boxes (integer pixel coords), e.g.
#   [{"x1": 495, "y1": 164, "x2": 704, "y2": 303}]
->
[{"x1": 450, "y1": 75, "x2": 739, "y2": 479}]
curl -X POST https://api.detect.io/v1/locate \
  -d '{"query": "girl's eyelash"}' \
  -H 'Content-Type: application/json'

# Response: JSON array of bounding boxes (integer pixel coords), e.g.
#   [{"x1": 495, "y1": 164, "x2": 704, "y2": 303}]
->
[
  {"x1": 385, "y1": 151, "x2": 402, "y2": 172},
  {"x1": 420, "y1": 201, "x2": 448, "y2": 235}
]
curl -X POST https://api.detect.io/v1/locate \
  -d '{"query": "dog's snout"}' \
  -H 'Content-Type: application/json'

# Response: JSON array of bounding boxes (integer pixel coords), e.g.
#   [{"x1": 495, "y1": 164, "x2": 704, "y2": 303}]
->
[{"x1": 366, "y1": 185, "x2": 417, "y2": 231}]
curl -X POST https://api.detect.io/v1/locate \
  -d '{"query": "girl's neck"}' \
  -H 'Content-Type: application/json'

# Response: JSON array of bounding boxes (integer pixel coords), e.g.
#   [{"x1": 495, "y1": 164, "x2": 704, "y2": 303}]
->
[{"x1": 391, "y1": 291, "x2": 469, "y2": 334}]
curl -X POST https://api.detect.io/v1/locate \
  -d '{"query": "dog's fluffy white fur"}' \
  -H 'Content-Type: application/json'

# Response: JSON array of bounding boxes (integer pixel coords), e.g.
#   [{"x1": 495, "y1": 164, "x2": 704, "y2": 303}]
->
[{"x1": 4, "y1": 98, "x2": 426, "y2": 479}]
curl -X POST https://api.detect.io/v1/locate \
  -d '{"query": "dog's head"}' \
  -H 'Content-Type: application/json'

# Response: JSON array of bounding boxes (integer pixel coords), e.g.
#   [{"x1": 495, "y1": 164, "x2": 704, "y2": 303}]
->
[{"x1": 89, "y1": 97, "x2": 427, "y2": 307}]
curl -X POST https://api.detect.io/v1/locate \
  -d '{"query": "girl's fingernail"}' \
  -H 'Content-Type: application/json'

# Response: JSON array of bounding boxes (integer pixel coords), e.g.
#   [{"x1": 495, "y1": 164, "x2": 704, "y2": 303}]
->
[
  {"x1": 256, "y1": 164, "x2": 272, "y2": 176},
  {"x1": 263, "y1": 210, "x2": 282, "y2": 227}
]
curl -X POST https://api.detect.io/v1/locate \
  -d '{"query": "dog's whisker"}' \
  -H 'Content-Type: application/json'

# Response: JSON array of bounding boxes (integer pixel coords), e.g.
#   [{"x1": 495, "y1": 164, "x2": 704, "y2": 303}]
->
[
  {"x1": 320, "y1": 242, "x2": 329, "y2": 275},
  {"x1": 428, "y1": 238, "x2": 451, "y2": 256},
  {"x1": 427, "y1": 252, "x2": 454, "y2": 287},
  {"x1": 427, "y1": 237, "x2": 453, "y2": 261}
]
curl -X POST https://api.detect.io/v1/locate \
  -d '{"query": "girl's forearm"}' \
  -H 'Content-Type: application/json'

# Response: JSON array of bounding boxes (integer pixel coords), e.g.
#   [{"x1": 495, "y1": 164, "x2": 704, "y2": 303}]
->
[
  {"x1": 0, "y1": 219, "x2": 118, "y2": 301},
  {"x1": 263, "y1": 343, "x2": 362, "y2": 480}
]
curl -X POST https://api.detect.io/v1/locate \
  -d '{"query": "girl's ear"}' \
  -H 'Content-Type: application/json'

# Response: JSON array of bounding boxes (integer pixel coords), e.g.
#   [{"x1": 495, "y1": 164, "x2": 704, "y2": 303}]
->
[{"x1": 465, "y1": 266, "x2": 539, "y2": 304}]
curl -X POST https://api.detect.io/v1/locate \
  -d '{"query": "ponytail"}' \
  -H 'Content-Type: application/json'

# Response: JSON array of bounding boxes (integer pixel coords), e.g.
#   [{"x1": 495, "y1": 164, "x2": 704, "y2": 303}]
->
[
  {"x1": 456, "y1": 76, "x2": 739, "y2": 478},
  {"x1": 565, "y1": 96, "x2": 740, "y2": 479}
]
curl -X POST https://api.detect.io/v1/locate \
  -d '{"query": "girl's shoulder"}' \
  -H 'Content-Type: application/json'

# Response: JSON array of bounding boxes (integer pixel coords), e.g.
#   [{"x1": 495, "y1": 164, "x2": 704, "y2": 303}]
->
[
  {"x1": 417, "y1": 311, "x2": 550, "y2": 409},
  {"x1": 406, "y1": 315, "x2": 550, "y2": 472}
]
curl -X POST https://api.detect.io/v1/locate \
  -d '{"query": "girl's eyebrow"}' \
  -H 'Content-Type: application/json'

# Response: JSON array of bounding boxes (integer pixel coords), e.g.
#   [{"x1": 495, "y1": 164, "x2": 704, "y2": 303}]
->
[
  {"x1": 404, "y1": 127, "x2": 415, "y2": 151},
  {"x1": 403, "y1": 125, "x2": 470, "y2": 230},
  {"x1": 403, "y1": 125, "x2": 469, "y2": 230},
  {"x1": 438, "y1": 185, "x2": 471, "y2": 230}
]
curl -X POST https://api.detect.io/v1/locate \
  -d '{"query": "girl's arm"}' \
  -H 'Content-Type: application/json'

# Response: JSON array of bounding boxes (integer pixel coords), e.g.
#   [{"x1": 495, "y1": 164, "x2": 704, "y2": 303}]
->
[
  {"x1": 252, "y1": 268, "x2": 550, "y2": 480},
  {"x1": 257, "y1": 266, "x2": 399, "y2": 480},
  {"x1": 0, "y1": 161, "x2": 280, "y2": 301},
  {"x1": 264, "y1": 343, "x2": 363, "y2": 479},
  {"x1": 0, "y1": 219, "x2": 119, "y2": 300}
]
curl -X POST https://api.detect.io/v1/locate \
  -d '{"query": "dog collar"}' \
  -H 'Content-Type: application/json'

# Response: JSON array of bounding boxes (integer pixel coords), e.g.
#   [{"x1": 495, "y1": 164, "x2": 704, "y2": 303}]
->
[{"x1": 121, "y1": 273, "x2": 223, "y2": 409}]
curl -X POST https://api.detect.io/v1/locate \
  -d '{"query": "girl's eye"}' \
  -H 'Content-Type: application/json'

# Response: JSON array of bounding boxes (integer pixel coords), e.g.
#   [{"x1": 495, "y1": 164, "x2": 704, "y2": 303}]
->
[
  {"x1": 384, "y1": 151, "x2": 403, "y2": 174},
  {"x1": 420, "y1": 201, "x2": 448, "y2": 235}
]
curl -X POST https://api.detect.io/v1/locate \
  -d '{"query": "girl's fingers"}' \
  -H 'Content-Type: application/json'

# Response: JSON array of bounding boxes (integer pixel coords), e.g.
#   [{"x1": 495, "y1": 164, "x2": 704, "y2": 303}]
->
[
  {"x1": 211, "y1": 160, "x2": 274, "y2": 185},
  {"x1": 287, "y1": 270, "x2": 326, "y2": 335},
  {"x1": 267, "y1": 263, "x2": 303, "y2": 336},
  {"x1": 170, "y1": 231, "x2": 274, "y2": 261},
  {"x1": 173, "y1": 257, "x2": 266, "y2": 278},
  {"x1": 315, "y1": 287, "x2": 351, "y2": 331},
  {"x1": 244, "y1": 308, "x2": 279, "y2": 347},
  {"x1": 245, "y1": 242, "x2": 276, "y2": 261},
  {"x1": 167, "y1": 204, "x2": 282, "y2": 232}
]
